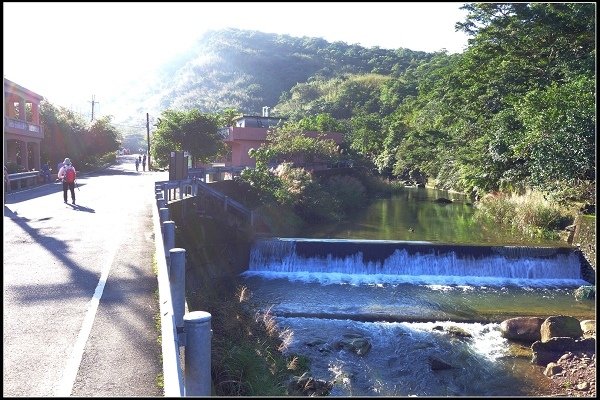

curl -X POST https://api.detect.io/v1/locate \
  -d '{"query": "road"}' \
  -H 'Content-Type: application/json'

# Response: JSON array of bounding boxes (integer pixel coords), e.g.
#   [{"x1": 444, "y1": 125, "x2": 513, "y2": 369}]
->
[{"x1": 3, "y1": 155, "x2": 168, "y2": 396}]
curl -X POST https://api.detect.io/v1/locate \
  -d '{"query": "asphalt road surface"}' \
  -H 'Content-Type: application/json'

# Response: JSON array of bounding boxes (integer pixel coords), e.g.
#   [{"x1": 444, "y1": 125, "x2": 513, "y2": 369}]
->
[{"x1": 3, "y1": 155, "x2": 168, "y2": 396}]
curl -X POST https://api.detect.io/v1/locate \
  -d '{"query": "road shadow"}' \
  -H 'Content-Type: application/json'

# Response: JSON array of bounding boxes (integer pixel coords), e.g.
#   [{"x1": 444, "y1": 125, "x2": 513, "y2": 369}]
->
[
  {"x1": 67, "y1": 203, "x2": 96, "y2": 213},
  {"x1": 3, "y1": 205, "x2": 23, "y2": 220}
]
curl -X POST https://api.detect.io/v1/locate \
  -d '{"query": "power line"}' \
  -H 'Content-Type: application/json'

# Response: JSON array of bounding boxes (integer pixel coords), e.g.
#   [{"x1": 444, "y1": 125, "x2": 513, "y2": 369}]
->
[{"x1": 89, "y1": 95, "x2": 99, "y2": 122}]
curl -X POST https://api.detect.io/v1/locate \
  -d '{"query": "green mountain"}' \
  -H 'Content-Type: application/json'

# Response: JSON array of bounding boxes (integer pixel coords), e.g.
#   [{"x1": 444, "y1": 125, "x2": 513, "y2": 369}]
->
[{"x1": 152, "y1": 28, "x2": 434, "y2": 115}]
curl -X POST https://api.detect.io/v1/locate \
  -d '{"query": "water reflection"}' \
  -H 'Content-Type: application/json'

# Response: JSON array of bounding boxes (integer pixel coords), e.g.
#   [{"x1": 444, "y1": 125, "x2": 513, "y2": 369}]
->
[{"x1": 299, "y1": 186, "x2": 564, "y2": 246}]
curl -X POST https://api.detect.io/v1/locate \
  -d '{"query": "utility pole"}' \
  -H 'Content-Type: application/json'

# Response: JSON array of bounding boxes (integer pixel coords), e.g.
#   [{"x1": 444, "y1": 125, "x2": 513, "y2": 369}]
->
[
  {"x1": 89, "y1": 95, "x2": 99, "y2": 122},
  {"x1": 146, "y1": 112, "x2": 151, "y2": 170}
]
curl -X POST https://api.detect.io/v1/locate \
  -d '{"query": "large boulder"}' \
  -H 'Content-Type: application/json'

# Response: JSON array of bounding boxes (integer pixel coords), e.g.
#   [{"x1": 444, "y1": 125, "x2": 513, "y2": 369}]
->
[
  {"x1": 574, "y1": 285, "x2": 595, "y2": 301},
  {"x1": 500, "y1": 317, "x2": 545, "y2": 342},
  {"x1": 540, "y1": 315, "x2": 583, "y2": 342},
  {"x1": 580, "y1": 319, "x2": 596, "y2": 339},
  {"x1": 531, "y1": 337, "x2": 595, "y2": 365},
  {"x1": 333, "y1": 333, "x2": 372, "y2": 356}
]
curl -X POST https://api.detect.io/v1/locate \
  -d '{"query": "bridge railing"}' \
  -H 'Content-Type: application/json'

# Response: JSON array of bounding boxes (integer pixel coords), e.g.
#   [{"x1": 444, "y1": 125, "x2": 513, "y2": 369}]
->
[{"x1": 158, "y1": 178, "x2": 253, "y2": 223}]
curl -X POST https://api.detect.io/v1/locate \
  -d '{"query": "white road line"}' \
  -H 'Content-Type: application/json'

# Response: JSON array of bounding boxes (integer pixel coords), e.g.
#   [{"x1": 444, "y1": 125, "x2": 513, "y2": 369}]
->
[{"x1": 53, "y1": 236, "x2": 121, "y2": 397}]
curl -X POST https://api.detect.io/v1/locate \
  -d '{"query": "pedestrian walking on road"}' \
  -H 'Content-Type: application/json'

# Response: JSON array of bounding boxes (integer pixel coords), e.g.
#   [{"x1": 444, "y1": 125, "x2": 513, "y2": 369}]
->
[
  {"x1": 135, "y1": 158, "x2": 140, "y2": 171},
  {"x1": 57, "y1": 158, "x2": 77, "y2": 204},
  {"x1": 142, "y1": 154, "x2": 146, "y2": 172}
]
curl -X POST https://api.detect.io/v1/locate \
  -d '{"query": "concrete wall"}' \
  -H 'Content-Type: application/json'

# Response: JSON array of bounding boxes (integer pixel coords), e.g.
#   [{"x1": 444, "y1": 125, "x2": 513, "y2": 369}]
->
[{"x1": 168, "y1": 198, "x2": 252, "y2": 310}]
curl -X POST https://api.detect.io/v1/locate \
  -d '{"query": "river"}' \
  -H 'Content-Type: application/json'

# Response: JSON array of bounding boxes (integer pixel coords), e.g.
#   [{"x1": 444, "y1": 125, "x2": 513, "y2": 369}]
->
[{"x1": 239, "y1": 187, "x2": 594, "y2": 396}]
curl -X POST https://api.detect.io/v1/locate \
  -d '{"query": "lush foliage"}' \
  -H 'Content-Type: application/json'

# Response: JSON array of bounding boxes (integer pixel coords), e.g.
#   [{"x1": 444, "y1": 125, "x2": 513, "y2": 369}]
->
[
  {"x1": 266, "y1": 121, "x2": 342, "y2": 167},
  {"x1": 239, "y1": 120, "x2": 359, "y2": 222},
  {"x1": 474, "y1": 190, "x2": 578, "y2": 239},
  {"x1": 69, "y1": 4, "x2": 594, "y2": 222},
  {"x1": 266, "y1": 4, "x2": 595, "y2": 203},
  {"x1": 39, "y1": 100, "x2": 121, "y2": 169},
  {"x1": 150, "y1": 109, "x2": 225, "y2": 168},
  {"x1": 153, "y1": 29, "x2": 433, "y2": 115},
  {"x1": 111, "y1": 12, "x2": 594, "y2": 205}
]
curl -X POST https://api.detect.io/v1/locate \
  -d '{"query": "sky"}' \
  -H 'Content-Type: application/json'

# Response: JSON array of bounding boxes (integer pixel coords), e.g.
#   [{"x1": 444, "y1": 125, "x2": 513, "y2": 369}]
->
[{"x1": 3, "y1": 2, "x2": 470, "y2": 122}]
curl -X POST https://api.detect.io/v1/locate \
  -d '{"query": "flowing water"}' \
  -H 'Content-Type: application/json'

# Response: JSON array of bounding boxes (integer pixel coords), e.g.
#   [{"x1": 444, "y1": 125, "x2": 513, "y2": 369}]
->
[{"x1": 239, "y1": 187, "x2": 595, "y2": 396}]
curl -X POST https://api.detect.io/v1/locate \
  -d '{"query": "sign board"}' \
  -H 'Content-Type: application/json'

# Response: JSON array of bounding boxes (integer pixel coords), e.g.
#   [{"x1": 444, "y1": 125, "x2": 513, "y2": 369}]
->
[{"x1": 169, "y1": 151, "x2": 189, "y2": 181}]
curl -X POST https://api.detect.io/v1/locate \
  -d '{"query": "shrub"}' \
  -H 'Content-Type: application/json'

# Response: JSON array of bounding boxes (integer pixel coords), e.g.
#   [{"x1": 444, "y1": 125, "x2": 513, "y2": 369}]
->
[
  {"x1": 5, "y1": 161, "x2": 26, "y2": 173},
  {"x1": 324, "y1": 175, "x2": 367, "y2": 213},
  {"x1": 474, "y1": 190, "x2": 578, "y2": 239}
]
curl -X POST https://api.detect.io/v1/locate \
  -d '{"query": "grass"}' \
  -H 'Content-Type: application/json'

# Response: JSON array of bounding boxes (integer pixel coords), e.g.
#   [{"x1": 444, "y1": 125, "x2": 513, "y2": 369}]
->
[
  {"x1": 151, "y1": 256, "x2": 164, "y2": 392},
  {"x1": 474, "y1": 189, "x2": 578, "y2": 240},
  {"x1": 204, "y1": 284, "x2": 311, "y2": 396}
]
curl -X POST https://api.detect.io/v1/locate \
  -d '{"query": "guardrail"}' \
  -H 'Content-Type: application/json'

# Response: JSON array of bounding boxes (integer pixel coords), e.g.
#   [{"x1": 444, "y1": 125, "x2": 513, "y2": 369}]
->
[
  {"x1": 187, "y1": 166, "x2": 246, "y2": 180},
  {"x1": 157, "y1": 178, "x2": 253, "y2": 223},
  {"x1": 7, "y1": 171, "x2": 40, "y2": 190},
  {"x1": 154, "y1": 181, "x2": 212, "y2": 397}
]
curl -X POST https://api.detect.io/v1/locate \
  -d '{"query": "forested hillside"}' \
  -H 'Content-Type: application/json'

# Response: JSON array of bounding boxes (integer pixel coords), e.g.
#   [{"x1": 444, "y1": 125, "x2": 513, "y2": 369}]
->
[
  {"x1": 273, "y1": 3, "x2": 595, "y2": 201},
  {"x1": 152, "y1": 28, "x2": 433, "y2": 114},
  {"x1": 139, "y1": 3, "x2": 594, "y2": 203}
]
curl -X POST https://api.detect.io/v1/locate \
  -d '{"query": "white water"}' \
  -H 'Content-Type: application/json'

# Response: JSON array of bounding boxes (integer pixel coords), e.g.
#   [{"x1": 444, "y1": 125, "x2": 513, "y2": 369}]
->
[
  {"x1": 240, "y1": 238, "x2": 593, "y2": 396},
  {"x1": 245, "y1": 238, "x2": 587, "y2": 287}
]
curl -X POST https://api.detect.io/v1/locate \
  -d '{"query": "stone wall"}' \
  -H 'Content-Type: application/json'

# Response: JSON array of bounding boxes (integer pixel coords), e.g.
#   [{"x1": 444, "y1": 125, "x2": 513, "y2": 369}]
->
[{"x1": 573, "y1": 215, "x2": 596, "y2": 268}]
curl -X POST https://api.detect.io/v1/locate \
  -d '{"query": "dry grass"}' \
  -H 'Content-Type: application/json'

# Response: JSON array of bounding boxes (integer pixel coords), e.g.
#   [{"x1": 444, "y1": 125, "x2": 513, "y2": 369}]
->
[
  {"x1": 207, "y1": 286, "x2": 309, "y2": 396},
  {"x1": 475, "y1": 189, "x2": 577, "y2": 239}
]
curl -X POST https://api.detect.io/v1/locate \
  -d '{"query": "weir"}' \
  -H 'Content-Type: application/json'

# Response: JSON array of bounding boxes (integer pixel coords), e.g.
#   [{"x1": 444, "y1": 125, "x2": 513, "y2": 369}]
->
[{"x1": 248, "y1": 238, "x2": 590, "y2": 283}]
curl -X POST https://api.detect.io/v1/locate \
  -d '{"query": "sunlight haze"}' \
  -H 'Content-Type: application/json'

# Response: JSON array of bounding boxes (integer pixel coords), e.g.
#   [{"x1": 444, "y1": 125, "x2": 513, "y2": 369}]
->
[{"x1": 3, "y1": 2, "x2": 469, "y2": 122}]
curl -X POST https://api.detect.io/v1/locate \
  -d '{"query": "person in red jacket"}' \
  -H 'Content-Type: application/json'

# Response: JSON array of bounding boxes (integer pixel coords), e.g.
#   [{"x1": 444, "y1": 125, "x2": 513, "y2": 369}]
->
[{"x1": 57, "y1": 157, "x2": 77, "y2": 204}]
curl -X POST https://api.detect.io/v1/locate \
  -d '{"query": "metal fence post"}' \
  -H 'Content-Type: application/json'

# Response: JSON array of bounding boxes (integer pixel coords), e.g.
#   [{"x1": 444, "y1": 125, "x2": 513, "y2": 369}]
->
[
  {"x1": 159, "y1": 207, "x2": 170, "y2": 224},
  {"x1": 184, "y1": 311, "x2": 212, "y2": 397},
  {"x1": 169, "y1": 248, "x2": 186, "y2": 329},
  {"x1": 163, "y1": 221, "x2": 176, "y2": 263}
]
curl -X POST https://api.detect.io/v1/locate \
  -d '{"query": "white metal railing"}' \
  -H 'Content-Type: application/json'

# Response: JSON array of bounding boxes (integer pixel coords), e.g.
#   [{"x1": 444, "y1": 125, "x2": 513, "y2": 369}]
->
[
  {"x1": 154, "y1": 181, "x2": 212, "y2": 397},
  {"x1": 157, "y1": 178, "x2": 252, "y2": 223}
]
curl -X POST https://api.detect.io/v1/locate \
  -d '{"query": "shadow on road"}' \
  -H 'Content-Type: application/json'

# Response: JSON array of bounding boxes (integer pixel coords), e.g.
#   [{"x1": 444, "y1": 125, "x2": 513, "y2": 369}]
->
[{"x1": 67, "y1": 203, "x2": 96, "y2": 213}]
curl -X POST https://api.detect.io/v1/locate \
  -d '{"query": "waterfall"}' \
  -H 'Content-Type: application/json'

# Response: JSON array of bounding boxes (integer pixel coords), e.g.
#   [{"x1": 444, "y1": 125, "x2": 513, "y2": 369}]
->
[{"x1": 248, "y1": 238, "x2": 585, "y2": 282}]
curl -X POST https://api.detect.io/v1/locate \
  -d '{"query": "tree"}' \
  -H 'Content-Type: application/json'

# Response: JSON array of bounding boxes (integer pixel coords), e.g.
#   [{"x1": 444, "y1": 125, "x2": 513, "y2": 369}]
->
[
  {"x1": 40, "y1": 100, "x2": 121, "y2": 167},
  {"x1": 150, "y1": 109, "x2": 224, "y2": 167},
  {"x1": 87, "y1": 116, "x2": 122, "y2": 157},
  {"x1": 516, "y1": 75, "x2": 595, "y2": 187},
  {"x1": 265, "y1": 121, "x2": 341, "y2": 167},
  {"x1": 348, "y1": 111, "x2": 383, "y2": 163}
]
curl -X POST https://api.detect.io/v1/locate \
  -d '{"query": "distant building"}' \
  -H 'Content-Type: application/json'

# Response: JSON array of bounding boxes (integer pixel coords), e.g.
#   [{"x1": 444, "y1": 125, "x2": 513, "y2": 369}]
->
[
  {"x1": 223, "y1": 113, "x2": 287, "y2": 168},
  {"x1": 4, "y1": 78, "x2": 44, "y2": 171},
  {"x1": 218, "y1": 107, "x2": 345, "y2": 170}
]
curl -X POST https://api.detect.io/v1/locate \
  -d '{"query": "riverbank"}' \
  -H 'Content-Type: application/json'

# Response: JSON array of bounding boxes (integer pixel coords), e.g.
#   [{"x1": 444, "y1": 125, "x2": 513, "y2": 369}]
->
[
  {"x1": 548, "y1": 214, "x2": 596, "y2": 398},
  {"x1": 544, "y1": 351, "x2": 596, "y2": 397},
  {"x1": 571, "y1": 214, "x2": 596, "y2": 269},
  {"x1": 169, "y1": 200, "x2": 306, "y2": 395}
]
